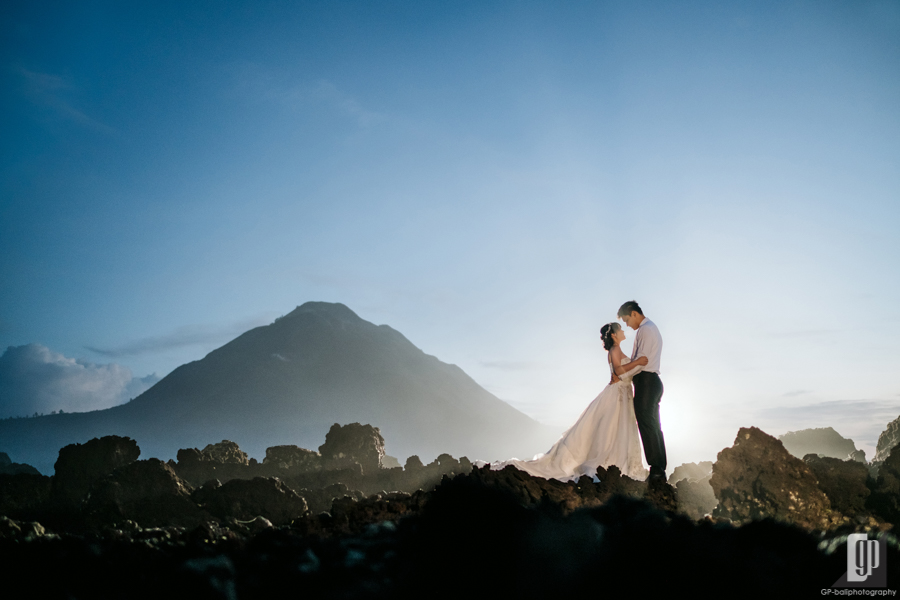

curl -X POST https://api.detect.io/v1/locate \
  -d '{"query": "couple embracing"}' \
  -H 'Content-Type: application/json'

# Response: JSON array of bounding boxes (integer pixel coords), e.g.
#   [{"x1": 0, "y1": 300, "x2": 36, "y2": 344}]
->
[{"x1": 489, "y1": 300, "x2": 667, "y2": 483}]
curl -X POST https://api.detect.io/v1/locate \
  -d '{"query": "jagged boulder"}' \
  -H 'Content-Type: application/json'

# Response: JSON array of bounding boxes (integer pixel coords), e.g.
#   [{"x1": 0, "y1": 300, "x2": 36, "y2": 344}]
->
[
  {"x1": 779, "y1": 427, "x2": 859, "y2": 461},
  {"x1": 318, "y1": 423, "x2": 385, "y2": 474},
  {"x1": 51, "y1": 436, "x2": 141, "y2": 505},
  {"x1": 675, "y1": 475, "x2": 717, "y2": 520},
  {"x1": 173, "y1": 442, "x2": 255, "y2": 487},
  {"x1": 668, "y1": 461, "x2": 713, "y2": 485},
  {"x1": 192, "y1": 477, "x2": 308, "y2": 526},
  {"x1": 263, "y1": 445, "x2": 321, "y2": 473},
  {"x1": 874, "y1": 415, "x2": 900, "y2": 465},
  {"x1": 866, "y1": 443, "x2": 900, "y2": 524},
  {"x1": 803, "y1": 454, "x2": 870, "y2": 517},
  {"x1": 84, "y1": 458, "x2": 208, "y2": 528},
  {"x1": 0, "y1": 454, "x2": 41, "y2": 476},
  {"x1": 0, "y1": 473, "x2": 52, "y2": 519},
  {"x1": 404, "y1": 455, "x2": 424, "y2": 471},
  {"x1": 201, "y1": 440, "x2": 249, "y2": 465},
  {"x1": 465, "y1": 463, "x2": 676, "y2": 515},
  {"x1": 709, "y1": 427, "x2": 841, "y2": 529}
]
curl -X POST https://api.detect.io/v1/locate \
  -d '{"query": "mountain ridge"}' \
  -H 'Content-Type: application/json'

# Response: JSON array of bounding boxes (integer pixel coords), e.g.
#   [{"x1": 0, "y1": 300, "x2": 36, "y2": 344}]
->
[{"x1": 0, "y1": 302, "x2": 556, "y2": 473}]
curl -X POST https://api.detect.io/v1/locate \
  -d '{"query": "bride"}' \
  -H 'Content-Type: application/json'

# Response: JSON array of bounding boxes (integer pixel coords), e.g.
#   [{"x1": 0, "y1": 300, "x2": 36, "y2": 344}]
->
[{"x1": 484, "y1": 322, "x2": 649, "y2": 482}]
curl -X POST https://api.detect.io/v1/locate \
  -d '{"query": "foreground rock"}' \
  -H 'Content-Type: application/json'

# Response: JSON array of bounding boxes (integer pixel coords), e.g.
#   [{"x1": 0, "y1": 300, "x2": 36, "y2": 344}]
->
[
  {"x1": 51, "y1": 436, "x2": 141, "y2": 505},
  {"x1": 779, "y1": 427, "x2": 861, "y2": 461},
  {"x1": 192, "y1": 477, "x2": 308, "y2": 526},
  {"x1": 84, "y1": 459, "x2": 209, "y2": 528},
  {"x1": 710, "y1": 427, "x2": 842, "y2": 529},
  {"x1": 466, "y1": 463, "x2": 677, "y2": 515},
  {"x1": 803, "y1": 454, "x2": 871, "y2": 517},
  {"x1": 874, "y1": 414, "x2": 900, "y2": 466}
]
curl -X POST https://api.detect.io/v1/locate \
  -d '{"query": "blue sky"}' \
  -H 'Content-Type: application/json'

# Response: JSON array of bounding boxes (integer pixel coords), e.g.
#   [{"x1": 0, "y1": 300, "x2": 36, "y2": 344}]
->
[{"x1": 2, "y1": 1, "x2": 898, "y2": 467}]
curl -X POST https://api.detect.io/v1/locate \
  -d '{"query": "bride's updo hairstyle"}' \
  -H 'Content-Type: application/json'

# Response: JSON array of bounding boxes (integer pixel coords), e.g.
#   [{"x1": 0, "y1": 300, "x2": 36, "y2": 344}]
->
[{"x1": 600, "y1": 322, "x2": 621, "y2": 351}]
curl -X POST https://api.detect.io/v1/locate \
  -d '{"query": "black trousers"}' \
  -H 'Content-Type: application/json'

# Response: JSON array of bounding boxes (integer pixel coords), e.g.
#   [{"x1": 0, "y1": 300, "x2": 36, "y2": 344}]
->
[{"x1": 632, "y1": 371, "x2": 666, "y2": 473}]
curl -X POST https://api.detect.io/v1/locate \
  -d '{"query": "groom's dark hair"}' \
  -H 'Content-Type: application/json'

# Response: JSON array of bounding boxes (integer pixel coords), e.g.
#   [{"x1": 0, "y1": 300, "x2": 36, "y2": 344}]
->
[{"x1": 617, "y1": 300, "x2": 643, "y2": 318}]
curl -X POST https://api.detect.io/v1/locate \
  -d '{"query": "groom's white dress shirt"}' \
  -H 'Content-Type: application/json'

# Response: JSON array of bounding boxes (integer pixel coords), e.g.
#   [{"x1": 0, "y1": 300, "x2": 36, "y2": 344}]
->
[{"x1": 631, "y1": 317, "x2": 662, "y2": 374}]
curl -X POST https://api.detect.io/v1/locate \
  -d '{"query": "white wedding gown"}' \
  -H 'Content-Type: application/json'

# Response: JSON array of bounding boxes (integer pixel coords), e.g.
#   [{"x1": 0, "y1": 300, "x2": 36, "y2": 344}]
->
[{"x1": 483, "y1": 356, "x2": 648, "y2": 482}]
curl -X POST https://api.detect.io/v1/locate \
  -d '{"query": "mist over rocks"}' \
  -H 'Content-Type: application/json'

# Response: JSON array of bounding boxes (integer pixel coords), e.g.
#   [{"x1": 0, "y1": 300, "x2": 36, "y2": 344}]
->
[
  {"x1": 0, "y1": 302, "x2": 556, "y2": 473},
  {"x1": 5, "y1": 422, "x2": 900, "y2": 597}
]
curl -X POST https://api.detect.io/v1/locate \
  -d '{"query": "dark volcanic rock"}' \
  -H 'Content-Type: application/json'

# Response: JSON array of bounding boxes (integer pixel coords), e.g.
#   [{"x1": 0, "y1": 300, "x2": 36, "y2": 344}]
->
[
  {"x1": 262, "y1": 445, "x2": 321, "y2": 473},
  {"x1": 874, "y1": 415, "x2": 900, "y2": 465},
  {"x1": 0, "y1": 452, "x2": 9, "y2": 467},
  {"x1": 318, "y1": 423, "x2": 385, "y2": 475},
  {"x1": 710, "y1": 427, "x2": 841, "y2": 529},
  {"x1": 675, "y1": 475, "x2": 718, "y2": 520},
  {"x1": 867, "y1": 443, "x2": 900, "y2": 525},
  {"x1": 779, "y1": 427, "x2": 859, "y2": 461},
  {"x1": 0, "y1": 460, "x2": 41, "y2": 476},
  {"x1": 803, "y1": 454, "x2": 871, "y2": 517},
  {"x1": 465, "y1": 463, "x2": 676, "y2": 515},
  {"x1": 0, "y1": 473, "x2": 52, "y2": 520},
  {"x1": 192, "y1": 477, "x2": 308, "y2": 526},
  {"x1": 84, "y1": 458, "x2": 208, "y2": 528},
  {"x1": 201, "y1": 440, "x2": 249, "y2": 465},
  {"x1": 173, "y1": 442, "x2": 256, "y2": 488},
  {"x1": 51, "y1": 436, "x2": 141, "y2": 505}
]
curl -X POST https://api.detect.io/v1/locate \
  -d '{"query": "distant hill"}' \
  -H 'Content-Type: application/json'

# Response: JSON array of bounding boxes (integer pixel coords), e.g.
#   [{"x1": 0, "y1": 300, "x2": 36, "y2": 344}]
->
[
  {"x1": 778, "y1": 427, "x2": 861, "y2": 461},
  {"x1": 0, "y1": 302, "x2": 557, "y2": 473}
]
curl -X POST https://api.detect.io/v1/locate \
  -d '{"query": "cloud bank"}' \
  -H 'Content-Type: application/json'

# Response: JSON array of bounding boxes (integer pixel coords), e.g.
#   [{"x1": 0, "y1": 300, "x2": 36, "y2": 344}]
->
[{"x1": 0, "y1": 344, "x2": 159, "y2": 418}]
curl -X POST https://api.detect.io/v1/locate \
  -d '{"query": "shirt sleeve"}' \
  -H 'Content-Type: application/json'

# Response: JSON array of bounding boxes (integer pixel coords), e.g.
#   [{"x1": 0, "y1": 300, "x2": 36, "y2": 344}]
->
[{"x1": 631, "y1": 327, "x2": 643, "y2": 360}]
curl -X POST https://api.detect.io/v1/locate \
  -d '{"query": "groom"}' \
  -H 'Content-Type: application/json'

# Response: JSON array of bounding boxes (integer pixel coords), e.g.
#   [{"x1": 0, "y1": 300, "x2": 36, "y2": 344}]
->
[{"x1": 615, "y1": 300, "x2": 667, "y2": 482}]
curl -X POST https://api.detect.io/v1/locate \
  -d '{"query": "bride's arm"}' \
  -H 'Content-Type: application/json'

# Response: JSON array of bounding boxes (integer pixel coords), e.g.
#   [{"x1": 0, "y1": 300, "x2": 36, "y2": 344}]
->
[{"x1": 609, "y1": 347, "x2": 648, "y2": 376}]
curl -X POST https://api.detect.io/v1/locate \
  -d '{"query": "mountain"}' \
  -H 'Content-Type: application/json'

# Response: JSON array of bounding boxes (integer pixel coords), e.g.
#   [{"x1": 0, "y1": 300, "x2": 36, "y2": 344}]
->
[{"x1": 0, "y1": 302, "x2": 557, "y2": 473}]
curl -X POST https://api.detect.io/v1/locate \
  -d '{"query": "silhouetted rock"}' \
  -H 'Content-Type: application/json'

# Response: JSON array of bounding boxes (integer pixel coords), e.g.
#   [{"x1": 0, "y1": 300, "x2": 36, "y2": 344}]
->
[
  {"x1": 668, "y1": 461, "x2": 713, "y2": 485},
  {"x1": 318, "y1": 423, "x2": 385, "y2": 474},
  {"x1": 779, "y1": 427, "x2": 859, "y2": 461},
  {"x1": 675, "y1": 475, "x2": 718, "y2": 520},
  {"x1": 803, "y1": 454, "x2": 871, "y2": 517},
  {"x1": 173, "y1": 442, "x2": 257, "y2": 488},
  {"x1": 0, "y1": 473, "x2": 51, "y2": 520},
  {"x1": 0, "y1": 452, "x2": 9, "y2": 466},
  {"x1": 263, "y1": 445, "x2": 321, "y2": 473},
  {"x1": 51, "y1": 436, "x2": 140, "y2": 505},
  {"x1": 381, "y1": 455, "x2": 401, "y2": 468},
  {"x1": 404, "y1": 455, "x2": 423, "y2": 471},
  {"x1": 84, "y1": 458, "x2": 208, "y2": 528},
  {"x1": 464, "y1": 463, "x2": 676, "y2": 514},
  {"x1": 201, "y1": 440, "x2": 249, "y2": 465},
  {"x1": 0, "y1": 458, "x2": 41, "y2": 476},
  {"x1": 710, "y1": 427, "x2": 841, "y2": 529},
  {"x1": 866, "y1": 443, "x2": 900, "y2": 525},
  {"x1": 192, "y1": 477, "x2": 308, "y2": 526},
  {"x1": 874, "y1": 415, "x2": 900, "y2": 466}
]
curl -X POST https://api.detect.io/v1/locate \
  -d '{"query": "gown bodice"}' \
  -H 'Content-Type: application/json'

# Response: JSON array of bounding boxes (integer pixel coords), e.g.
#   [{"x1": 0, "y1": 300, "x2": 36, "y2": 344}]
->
[{"x1": 609, "y1": 355, "x2": 641, "y2": 385}]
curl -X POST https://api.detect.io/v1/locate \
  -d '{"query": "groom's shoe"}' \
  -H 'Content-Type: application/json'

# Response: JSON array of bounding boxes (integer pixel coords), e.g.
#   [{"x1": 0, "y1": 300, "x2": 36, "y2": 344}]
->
[{"x1": 647, "y1": 468, "x2": 666, "y2": 483}]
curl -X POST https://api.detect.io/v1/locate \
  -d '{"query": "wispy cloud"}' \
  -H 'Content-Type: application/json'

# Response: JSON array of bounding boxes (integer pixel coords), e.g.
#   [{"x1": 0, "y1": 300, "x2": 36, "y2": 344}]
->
[
  {"x1": 232, "y1": 63, "x2": 384, "y2": 127},
  {"x1": 16, "y1": 67, "x2": 116, "y2": 134},
  {"x1": 782, "y1": 389, "x2": 812, "y2": 397},
  {"x1": 87, "y1": 316, "x2": 272, "y2": 357}
]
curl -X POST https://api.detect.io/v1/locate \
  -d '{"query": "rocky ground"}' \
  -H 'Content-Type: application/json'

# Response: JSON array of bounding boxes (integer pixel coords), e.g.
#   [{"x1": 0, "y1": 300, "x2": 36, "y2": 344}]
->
[{"x1": 3, "y1": 420, "x2": 900, "y2": 598}]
